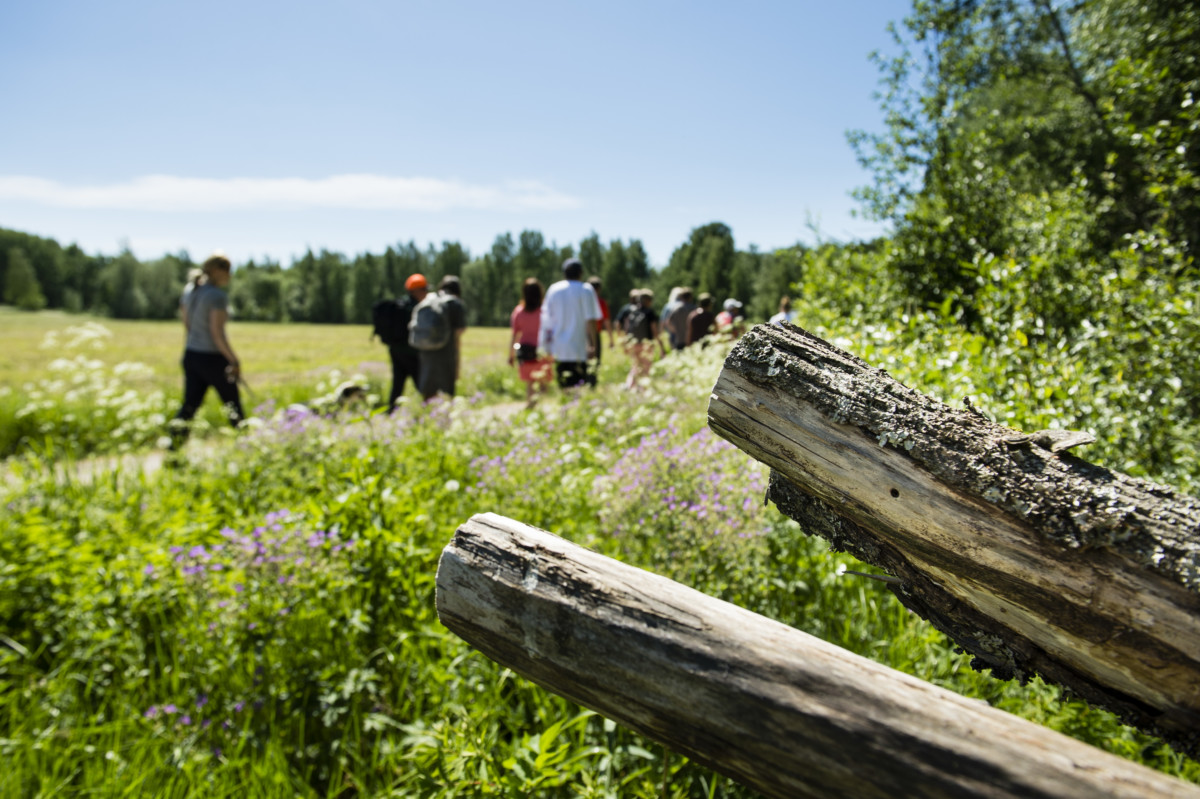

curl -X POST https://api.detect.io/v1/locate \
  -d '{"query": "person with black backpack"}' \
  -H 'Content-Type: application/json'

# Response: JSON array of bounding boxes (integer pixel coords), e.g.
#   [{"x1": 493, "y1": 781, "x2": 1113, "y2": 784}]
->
[
  {"x1": 623, "y1": 288, "x2": 665, "y2": 390},
  {"x1": 411, "y1": 274, "x2": 467, "y2": 401},
  {"x1": 372, "y1": 273, "x2": 427, "y2": 411}
]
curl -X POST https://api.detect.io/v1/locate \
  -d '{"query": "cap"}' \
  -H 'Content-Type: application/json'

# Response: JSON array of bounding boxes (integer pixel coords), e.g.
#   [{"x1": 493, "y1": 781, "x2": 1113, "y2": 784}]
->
[
  {"x1": 723, "y1": 298, "x2": 743, "y2": 311},
  {"x1": 562, "y1": 258, "x2": 584, "y2": 279},
  {"x1": 405, "y1": 274, "x2": 428, "y2": 291}
]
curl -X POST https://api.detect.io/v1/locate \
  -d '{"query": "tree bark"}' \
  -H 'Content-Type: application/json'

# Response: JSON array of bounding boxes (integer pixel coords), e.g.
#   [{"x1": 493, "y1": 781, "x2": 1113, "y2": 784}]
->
[
  {"x1": 436, "y1": 513, "x2": 1199, "y2": 799},
  {"x1": 707, "y1": 323, "x2": 1200, "y2": 757}
]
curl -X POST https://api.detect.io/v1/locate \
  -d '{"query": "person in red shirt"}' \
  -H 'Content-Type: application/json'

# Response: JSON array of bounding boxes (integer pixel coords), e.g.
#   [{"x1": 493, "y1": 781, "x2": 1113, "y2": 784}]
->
[{"x1": 508, "y1": 278, "x2": 554, "y2": 408}]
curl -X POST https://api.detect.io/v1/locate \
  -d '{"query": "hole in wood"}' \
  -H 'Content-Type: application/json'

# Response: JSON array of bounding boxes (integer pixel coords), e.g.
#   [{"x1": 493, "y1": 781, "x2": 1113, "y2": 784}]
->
[{"x1": 890, "y1": 488, "x2": 900, "y2": 498}]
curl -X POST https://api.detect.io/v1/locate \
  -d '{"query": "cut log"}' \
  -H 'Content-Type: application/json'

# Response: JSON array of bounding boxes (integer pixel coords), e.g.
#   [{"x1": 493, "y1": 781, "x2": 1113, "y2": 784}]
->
[
  {"x1": 707, "y1": 323, "x2": 1200, "y2": 757},
  {"x1": 436, "y1": 513, "x2": 1199, "y2": 799}
]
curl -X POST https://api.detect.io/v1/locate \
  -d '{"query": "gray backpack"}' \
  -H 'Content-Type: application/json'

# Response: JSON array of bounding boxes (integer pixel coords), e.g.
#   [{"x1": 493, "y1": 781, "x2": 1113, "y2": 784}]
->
[{"x1": 408, "y1": 294, "x2": 451, "y2": 351}]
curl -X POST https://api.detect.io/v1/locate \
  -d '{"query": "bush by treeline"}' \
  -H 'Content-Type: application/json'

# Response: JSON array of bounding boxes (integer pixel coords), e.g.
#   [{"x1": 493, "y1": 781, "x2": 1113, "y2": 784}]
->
[{"x1": 0, "y1": 223, "x2": 812, "y2": 329}]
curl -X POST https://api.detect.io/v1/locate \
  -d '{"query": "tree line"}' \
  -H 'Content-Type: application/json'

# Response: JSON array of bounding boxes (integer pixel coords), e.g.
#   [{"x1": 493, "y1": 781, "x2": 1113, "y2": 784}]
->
[
  {"x1": 0, "y1": 224, "x2": 811, "y2": 329},
  {"x1": 4, "y1": 0, "x2": 1196, "y2": 342}
]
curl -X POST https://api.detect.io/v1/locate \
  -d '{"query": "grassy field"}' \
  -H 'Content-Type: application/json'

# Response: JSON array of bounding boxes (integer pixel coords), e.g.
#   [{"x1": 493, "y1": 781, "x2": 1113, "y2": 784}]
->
[
  {"x1": 2, "y1": 308, "x2": 1198, "y2": 797},
  {"x1": 0, "y1": 306, "x2": 518, "y2": 395},
  {"x1": 0, "y1": 308, "x2": 634, "y2": 459}
]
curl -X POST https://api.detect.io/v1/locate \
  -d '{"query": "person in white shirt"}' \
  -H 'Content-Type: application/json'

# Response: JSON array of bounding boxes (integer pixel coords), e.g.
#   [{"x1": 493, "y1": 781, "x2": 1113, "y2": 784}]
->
[
  {"x1": 540, "y1": 258, "x2": 602, "y2": 389},
  {"x1": 769, "y1": 296, "x2": 799, "y2": 326}
]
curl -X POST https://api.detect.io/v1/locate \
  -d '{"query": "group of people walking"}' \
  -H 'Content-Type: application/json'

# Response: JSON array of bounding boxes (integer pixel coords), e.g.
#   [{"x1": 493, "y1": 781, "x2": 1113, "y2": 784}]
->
[
  {"x1": 506, "y1": 262, "x2": 758, "y2": 401},
  {"x1": 380, "y1": 273, "x2": 467, "y2": 409},
  {"x1": 168, "y1": 252, "x2": 784, "y2": 444}
]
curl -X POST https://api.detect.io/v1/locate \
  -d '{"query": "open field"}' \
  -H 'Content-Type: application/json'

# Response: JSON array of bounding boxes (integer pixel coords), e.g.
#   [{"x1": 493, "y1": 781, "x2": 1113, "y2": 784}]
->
[
  {"x1": 0, "y1": 309, "x2": 638, "y2": 459},
  {"x1": 0, "y1": 307, "x2": 517, "y2": 395}
]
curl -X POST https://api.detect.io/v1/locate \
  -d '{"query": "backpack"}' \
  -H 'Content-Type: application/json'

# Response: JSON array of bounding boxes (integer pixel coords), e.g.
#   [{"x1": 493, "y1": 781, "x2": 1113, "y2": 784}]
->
[
  {"x1": 372, "y1": 298, "x2": 412, "y2": 346},
  {"x1": 408, "y1": 293, "x2": 452, "y2": 351},
  {"x1": 627, "y1": 307, "x2": 653, "y2": 341}
]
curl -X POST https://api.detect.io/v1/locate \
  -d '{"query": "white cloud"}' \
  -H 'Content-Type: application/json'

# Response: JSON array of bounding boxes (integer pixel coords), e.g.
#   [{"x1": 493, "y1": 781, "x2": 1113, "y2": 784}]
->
[{"x1": 0, "y1": 174, "x2": 581, "y2": 212}]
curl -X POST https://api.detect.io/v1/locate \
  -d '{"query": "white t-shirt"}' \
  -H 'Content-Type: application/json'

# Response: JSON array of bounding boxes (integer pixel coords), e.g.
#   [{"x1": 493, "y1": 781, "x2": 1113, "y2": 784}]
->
[
  {"x1": 769, "y1": 310, "x2": 798, "y2": 326},
  {"x1": 540, "y1": 279, "x2": 602, "y2": 362}
]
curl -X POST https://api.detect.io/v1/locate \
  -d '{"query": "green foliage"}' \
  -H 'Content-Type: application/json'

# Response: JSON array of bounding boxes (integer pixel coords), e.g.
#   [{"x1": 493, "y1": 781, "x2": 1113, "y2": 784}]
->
[
  {"x1": 3, "y1": 248, "x2": 47, "y2": 311},
  {"x1": 0, "y1": 222, "x2": 805, "y2": 330},
  {"x1": 3, "y1": 309, "x2": 1199, "y2": 795},
  {"x1": 230, "y1": 259, "x2": 286, "y2": 322},
  {"x1": 851, "y1": 0, "x2": 1199, "y2": 320},
  {"x1": 5, "y1": 6, "x2": 1200, "y2": 790}
]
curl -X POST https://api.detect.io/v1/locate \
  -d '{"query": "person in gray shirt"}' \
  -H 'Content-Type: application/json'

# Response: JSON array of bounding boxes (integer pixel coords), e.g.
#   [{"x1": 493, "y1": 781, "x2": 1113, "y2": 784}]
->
[{"x1": 169, "y1": 253, "x2": 244, "y2": 449}]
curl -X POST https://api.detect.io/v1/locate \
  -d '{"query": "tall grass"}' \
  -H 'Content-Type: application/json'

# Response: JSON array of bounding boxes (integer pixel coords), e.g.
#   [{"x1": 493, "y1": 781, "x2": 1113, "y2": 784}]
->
[
  {"x1": 0, "y1": 311, "x2": 523, "y2": 459},
  {"x1": 2, "y1": 313, "x2": 1197, "y2": 797}
]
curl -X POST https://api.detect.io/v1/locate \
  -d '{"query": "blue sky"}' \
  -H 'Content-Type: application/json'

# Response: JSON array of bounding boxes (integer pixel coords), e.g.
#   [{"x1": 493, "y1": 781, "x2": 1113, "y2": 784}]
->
[{"x1": 0, "y1": 1, "x2": 909, "y2": 268}]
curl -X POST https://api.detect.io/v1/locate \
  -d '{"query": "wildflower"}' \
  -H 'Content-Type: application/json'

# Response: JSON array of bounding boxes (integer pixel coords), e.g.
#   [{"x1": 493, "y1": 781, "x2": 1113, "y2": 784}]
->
[
  {"x1": 144, "y1": 706, "x2": 159, "y2": 719},
  {"x1": 444, "y1": 479, "x2": 461, "y2": 492}
]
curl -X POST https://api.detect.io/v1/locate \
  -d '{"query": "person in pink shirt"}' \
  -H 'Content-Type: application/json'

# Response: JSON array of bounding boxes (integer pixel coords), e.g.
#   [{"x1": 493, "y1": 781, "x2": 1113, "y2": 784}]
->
[{"x1": 508, "y1": 278, "x2": 554, "y2": 408}]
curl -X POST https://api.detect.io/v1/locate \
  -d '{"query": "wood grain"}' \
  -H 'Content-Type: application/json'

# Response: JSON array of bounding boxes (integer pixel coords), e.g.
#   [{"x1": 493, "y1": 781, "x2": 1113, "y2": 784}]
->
[
  {"x1": 707, "y1": 323, "x2": 1200, "y2": 756},
  {"x1": 436, "y1": 513, "x2": 1199, "y2": 799}
]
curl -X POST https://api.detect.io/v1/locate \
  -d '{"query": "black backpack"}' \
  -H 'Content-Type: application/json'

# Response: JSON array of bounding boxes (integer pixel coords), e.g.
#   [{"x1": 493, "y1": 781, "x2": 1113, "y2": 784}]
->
[
  {"x1": 627, "y1": 307, "x2": 653, "y2": 340},
  {"x1": 372, "y1": 297, "x2": 413, "y2": 345}
]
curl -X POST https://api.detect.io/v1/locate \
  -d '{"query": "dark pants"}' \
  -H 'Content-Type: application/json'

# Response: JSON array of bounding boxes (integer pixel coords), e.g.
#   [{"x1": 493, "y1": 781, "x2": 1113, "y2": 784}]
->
[
  {"x1": 171, "y1": 350, "x2": 244, "y2": 448},
  {"x1": 388, "y1": 345, "x2": 420, "y2": 410},
  {"x1": 555, "y1": 360, "x2": 595, "y2": 389}
]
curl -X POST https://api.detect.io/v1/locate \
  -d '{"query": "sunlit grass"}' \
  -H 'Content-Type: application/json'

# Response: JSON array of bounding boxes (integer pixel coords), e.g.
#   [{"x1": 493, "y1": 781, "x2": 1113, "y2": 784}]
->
[
  {"x1": 2, "y1": 310, "x2": 1197, "y2": 797},
  {"x1": 0, "y1": 307, "x2": 514, "y2": 394}
]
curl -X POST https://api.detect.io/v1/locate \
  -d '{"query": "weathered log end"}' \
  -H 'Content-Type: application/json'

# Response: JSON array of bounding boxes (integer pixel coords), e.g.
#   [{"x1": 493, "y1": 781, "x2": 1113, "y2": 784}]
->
[{"x1": 708, "y1": 323, "x2": 1200, "y2": 759}]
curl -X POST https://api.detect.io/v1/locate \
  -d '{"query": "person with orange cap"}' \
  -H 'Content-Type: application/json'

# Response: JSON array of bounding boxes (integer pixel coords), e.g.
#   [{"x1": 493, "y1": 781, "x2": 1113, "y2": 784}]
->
[{"x1": 378, "y1": 273, "x2": 428, "y2": 410}]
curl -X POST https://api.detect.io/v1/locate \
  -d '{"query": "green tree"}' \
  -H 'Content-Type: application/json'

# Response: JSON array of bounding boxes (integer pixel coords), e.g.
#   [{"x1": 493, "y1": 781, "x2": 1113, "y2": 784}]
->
[
  {"x1": 849, "y1": 0, "x2": 1199, "y2": 322},
  {"x1": 3, "y1": 248, "x2": 47, "y2": 310},
  {"x1": 285, "y1": 250, "x2": 316, "y2": 322},
  {"x1": 433, "y1": 241, "x2": 470, "y2": 288},
  {"x1": 515, "y1": 230, "x2": 550, "y2": 288},
  {"x1": 349, "y1": 253, "x2": 380, "y2": 324},
  {"x1": 101, "y1": 251, "x2": 148, "y2": 319},
  {"x1": 489, "y1": 232, "x2": 517, "y2": 324},
  {"x1": 601, "y1": 239, "x2": 634, "y2": 310},
  {"x1": 664, "y1": 223, "x2": 735, "y2": 301},
  {"x1": 578, "y1": 232, "x2": 604, "y2": 281},
  {"x1": 231, "y1": 259, "x2": 285, "y2": 322},
  {"x1": 626, "y1": 240, "x2": 650, "y2": 285}
]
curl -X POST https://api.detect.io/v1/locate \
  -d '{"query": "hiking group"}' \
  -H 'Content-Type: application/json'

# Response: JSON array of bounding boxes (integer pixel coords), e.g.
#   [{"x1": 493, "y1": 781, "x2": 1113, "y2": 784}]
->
[
  {"x1": 375, "y1": 257, "x2": 761, "y2": 408},
  {"x1": 373, "y1": 273, "x2": 467, "y2": 409},
  {"x1": 167, "y1": 250, "x2": 772, "y2": 445}
]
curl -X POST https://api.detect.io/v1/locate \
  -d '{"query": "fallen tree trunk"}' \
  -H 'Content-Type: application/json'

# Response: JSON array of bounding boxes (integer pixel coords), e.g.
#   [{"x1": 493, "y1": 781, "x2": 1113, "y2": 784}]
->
[
  {"x1": 707, "y1": 323, "x2": 1200, "y2": 757},
  {"x1": 436, "y1": 513, "x2": 1199, "y2": 799}
]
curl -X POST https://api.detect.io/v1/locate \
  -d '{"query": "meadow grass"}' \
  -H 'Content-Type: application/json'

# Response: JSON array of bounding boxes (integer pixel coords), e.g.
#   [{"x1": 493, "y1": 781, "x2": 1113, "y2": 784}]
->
[
  {"x1": 0, "y1": 309, "x2": 571, "y2": 459},
  {"x1": 0, "y1": 306, "x2": 515, "y2": 394},
  {"x1": 2, "y1": 311, "x2": 1198, "y2": 797}
]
